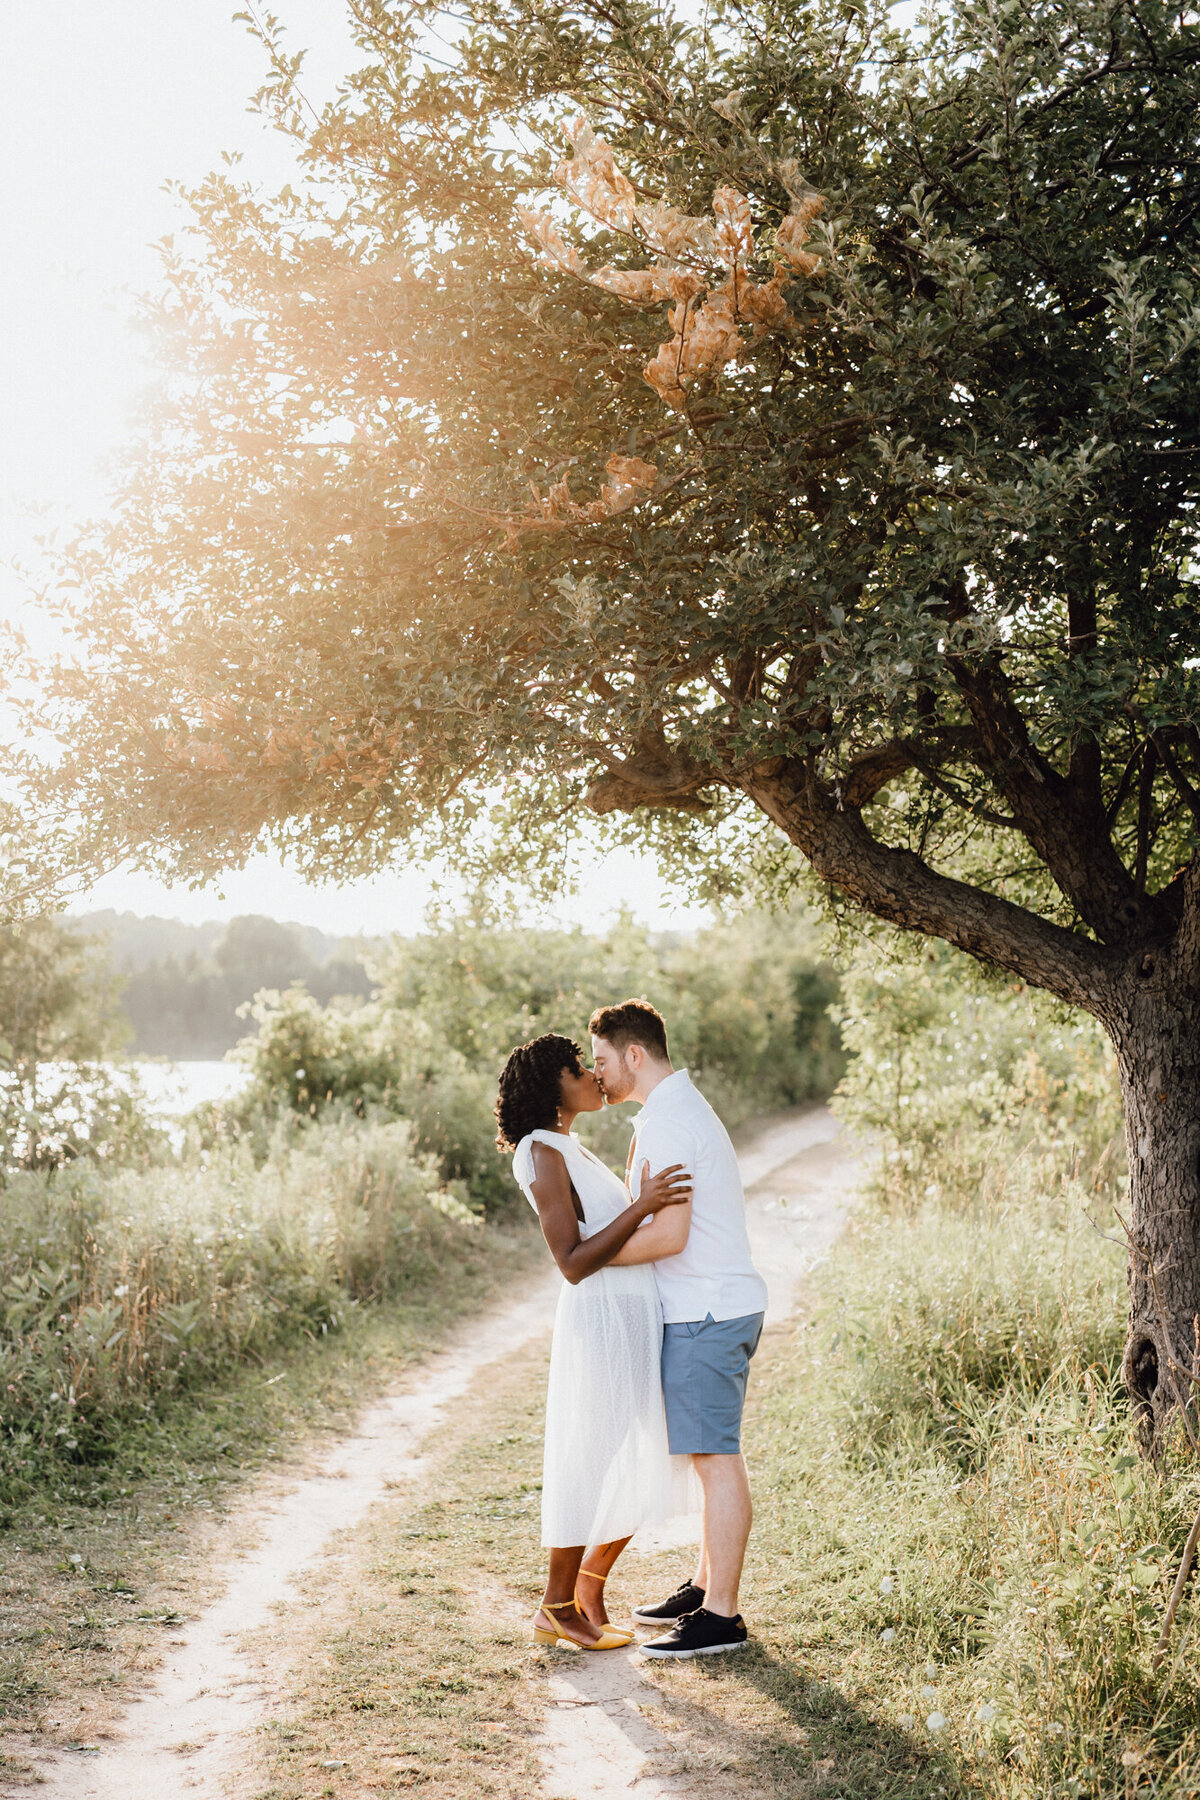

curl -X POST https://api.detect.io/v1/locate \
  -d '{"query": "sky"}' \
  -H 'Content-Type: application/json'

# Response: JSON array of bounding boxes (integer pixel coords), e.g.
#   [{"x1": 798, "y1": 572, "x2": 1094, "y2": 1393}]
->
[{"x1": 0, "y1": 3, "x2": 708, "y2": 938}]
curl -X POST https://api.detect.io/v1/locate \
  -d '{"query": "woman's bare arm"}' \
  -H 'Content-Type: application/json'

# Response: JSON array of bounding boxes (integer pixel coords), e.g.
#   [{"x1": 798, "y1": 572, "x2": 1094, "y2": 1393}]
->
[
  {"x1": 609, "y1": 1204, "x2": 691, "y2": 1264},
  {"x1": 529, "y1": 1142, "x2": 690, "y2": 1285},
  {"x1": 610, "y1": 1154, "x2": 693, "y2": 1264}
]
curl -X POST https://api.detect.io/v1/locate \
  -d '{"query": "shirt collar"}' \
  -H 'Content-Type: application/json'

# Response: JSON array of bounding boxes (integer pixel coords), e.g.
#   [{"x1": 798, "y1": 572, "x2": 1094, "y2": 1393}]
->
[{"x1": 634, "y1": 1067, "x2": 690, "y2": 1122}]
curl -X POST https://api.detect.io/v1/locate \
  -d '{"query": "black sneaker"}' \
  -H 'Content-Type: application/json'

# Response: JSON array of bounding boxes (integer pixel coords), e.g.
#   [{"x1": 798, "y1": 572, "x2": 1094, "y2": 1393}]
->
[
  {"x1": 630, "y1": 1581, "x2": 706, "y2": 1625},
  {"x1": 640, "y1": 1607, "x2": 748, "y2": 1659}
]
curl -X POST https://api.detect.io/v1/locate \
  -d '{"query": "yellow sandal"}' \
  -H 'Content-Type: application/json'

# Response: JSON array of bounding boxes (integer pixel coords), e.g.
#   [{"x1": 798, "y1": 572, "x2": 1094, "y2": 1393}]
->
[
  {"x1": 532, "y1": 1597, "x2": 633, "y2": 1650},
  {"x1": 575, "y1": 1566, "x2": 630, "y2": 1636}
]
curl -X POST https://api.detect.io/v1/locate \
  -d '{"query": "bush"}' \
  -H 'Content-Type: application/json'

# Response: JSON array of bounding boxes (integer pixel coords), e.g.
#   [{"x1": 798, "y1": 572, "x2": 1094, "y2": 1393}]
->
[
  {"x1": 832, "y1": 933, "x2": 1124, "y2": 1208},
  {"x1": 220, "y1": 906, "x2": 843, "y2": 1210},
  {"x1": 0, "y1": 915, "x2": 164, "y2": 1173},
  {"x1": 0, "y1": 1117, "x2": 475, "y2": 1502},
  {"x1": 210, "y1": 985, "x2": 515, "y2": 1211}
]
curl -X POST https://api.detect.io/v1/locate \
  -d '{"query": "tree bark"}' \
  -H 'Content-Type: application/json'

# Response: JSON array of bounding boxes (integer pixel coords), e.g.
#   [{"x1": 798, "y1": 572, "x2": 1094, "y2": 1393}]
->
[{"x1": 1109, "y1": 963, "x2": 1200, "y2": 1455}]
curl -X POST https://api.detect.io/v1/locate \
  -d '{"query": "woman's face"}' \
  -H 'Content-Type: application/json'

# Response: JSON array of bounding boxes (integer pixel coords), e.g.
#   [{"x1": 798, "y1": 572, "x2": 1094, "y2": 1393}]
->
[{"x1": 558, "y1": 1062, "x2": 604, "y2": 1117}]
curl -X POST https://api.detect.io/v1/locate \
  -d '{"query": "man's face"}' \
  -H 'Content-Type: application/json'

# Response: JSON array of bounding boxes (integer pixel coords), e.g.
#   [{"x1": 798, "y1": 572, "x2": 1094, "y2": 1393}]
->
[{"x1": 591, "y1": 1035, "x2": 636, "y2": 1104}]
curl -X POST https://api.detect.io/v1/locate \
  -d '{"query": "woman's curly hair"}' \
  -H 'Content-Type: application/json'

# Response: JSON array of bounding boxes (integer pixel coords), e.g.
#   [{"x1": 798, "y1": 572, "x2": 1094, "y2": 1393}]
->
[{"x1": 494, "y1": 1033, "x2": 584, "y2": 1151}]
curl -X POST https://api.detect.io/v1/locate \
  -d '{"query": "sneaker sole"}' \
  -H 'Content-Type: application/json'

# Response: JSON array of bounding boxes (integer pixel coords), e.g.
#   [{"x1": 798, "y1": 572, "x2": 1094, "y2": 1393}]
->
[
  {"x1": 639, "y1": 1640, "x2": 748, "y2": 1660},
  {"x1": 630, "y1": 1611, "x2": 689, "y2": 1625}
]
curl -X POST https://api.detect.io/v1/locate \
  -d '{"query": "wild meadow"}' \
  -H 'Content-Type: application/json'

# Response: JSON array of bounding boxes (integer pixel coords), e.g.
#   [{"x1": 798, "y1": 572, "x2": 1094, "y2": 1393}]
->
[
  {"x1": 0, "y1": 1119, "x2": 473, "y2": 1508},
  {"x1": 211, "y1": 936, "x2": 1200, "y2": 1800},
  {"x1": 4, "y1": 908, "x2": 1200, "y2": 1796},
  {"x1": 721, "y1": 941, "x2": 1200, "y2": 1799}
]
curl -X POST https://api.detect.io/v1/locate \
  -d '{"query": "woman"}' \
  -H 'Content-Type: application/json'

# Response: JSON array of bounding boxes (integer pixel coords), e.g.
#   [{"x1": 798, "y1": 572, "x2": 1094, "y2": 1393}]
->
[{"x1": 495, "y1": 1032, "x2": 698, "y2": 1650}]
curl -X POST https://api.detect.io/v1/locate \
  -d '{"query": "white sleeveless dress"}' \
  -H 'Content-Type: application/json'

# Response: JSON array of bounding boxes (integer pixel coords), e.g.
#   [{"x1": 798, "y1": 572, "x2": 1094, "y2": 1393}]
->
[{"x1": 513, "y1": 1129, "x2": 699, "y2": 1547}]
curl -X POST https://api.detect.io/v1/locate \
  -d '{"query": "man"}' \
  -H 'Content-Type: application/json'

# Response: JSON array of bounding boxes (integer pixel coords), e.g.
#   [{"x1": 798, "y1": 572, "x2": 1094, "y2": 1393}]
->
[{"x1": 589, "y1": 999, "x2": 768, "y2": 1660}]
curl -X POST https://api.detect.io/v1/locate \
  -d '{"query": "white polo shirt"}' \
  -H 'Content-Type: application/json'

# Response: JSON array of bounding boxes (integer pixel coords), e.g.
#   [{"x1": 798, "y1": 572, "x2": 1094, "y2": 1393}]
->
[{"x1": 630, "y1": 1069, "x2": 768, "y2": 1326}]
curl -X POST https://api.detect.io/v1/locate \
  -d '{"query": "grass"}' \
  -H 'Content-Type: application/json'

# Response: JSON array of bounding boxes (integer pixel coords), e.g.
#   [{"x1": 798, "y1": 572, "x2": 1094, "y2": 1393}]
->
[
  {"x1": 0, "y1": 1204, "x2": 542, "y2": 1774},
  {"x1": 625, "y1": 1191, "x2": 1200, "y2": 1798},
  {"x1": 0, "y1": 1116, "x2": 477, "y2": 1503}
]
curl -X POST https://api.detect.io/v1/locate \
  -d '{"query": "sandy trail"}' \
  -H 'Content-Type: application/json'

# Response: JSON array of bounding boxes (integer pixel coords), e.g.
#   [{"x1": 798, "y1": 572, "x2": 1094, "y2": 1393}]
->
[
  {"x1": 6, "y1": 1104, "x2": 859, "y2": 1800},
  {"x1": 7, "y1": 1279, "x2": 554, "y2": 1799}
]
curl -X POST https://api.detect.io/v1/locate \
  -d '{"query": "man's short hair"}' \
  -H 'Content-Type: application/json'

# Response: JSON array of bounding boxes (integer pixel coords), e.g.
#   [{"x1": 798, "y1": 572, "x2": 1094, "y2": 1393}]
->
[{"x1": 588, "y1": 999, "x2": 670, "y2": 1062}]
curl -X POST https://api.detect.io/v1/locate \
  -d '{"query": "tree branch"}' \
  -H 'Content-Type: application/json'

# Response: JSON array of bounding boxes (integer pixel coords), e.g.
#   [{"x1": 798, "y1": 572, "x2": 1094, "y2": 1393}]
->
[
  {"x1": 742, "y1": 759, "x2": 1113, "y2": 1013},
  {"x1": 945, "y1": 626, "x2": 1165, "y2": 943},
  {"x1": 584, "y1": 728, "x2": 715, "y2": 813},
  {"x1": 1152, "y1": 732, "x2": 1200, "y2": 832},
  {"x1": 838, "y1": 730, "x2": 1016, "y2": 827},
  {"x1": 1105, "y1": 743, "x2": 1143, "y2": 828}
]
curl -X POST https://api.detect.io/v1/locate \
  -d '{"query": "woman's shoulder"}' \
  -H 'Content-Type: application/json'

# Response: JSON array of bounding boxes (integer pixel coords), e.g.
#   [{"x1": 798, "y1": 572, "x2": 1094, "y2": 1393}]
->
[
  {"x1": 516, "y1": 1129, "x2": 571, "y2": 1175},
  {"x1": 526, "y1": 1128, "x2": 571, "y2": 1155}
]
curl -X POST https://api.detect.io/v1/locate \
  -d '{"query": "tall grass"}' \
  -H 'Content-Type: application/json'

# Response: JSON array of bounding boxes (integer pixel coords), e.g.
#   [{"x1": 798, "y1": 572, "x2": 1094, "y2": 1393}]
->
[
  {"x1": 0, "y1": 1116, "x2": 476, "y2": 1504},
  {"x1": 742, "y1": 943, "x2": 1200, "y2": 1796},
  {"x1": 759, "y1": 1181, "x2": 1200, "y2": 1795}
]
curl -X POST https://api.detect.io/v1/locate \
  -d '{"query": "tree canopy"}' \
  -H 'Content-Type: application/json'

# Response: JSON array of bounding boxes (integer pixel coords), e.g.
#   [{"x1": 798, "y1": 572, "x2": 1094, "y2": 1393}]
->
[{"x1": 40, "y1": 0, "x2": 1200, "y2": 1010}]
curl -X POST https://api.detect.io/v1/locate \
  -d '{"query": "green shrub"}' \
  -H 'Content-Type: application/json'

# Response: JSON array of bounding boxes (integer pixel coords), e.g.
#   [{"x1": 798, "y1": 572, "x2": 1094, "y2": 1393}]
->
[
  {"x1": 0, "y1": 1117, "x2": 474, "y2": 1502},
  {"x1": 214, "y1": 986, "x2": 515, "y2": 1211},
  {"x1": 220, "y1": 907, "x2": 842, "y2": 1209},
  {"x1": 832, "y1": 934, "x2": 1125, "y2": 1208},
  {"x1": 0, "y1": 915, "x2": 165, "y2": 1173}
]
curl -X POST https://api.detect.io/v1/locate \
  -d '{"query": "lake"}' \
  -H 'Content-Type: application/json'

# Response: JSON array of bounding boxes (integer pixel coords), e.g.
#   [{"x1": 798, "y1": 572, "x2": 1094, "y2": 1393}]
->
[{"x1": 130, "y1": 1059, "x2": 249, "y2": 1119}]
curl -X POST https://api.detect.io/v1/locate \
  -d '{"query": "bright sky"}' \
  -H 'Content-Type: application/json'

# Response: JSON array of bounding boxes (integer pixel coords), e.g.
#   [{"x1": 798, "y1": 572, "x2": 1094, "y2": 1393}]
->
[{"x1": 0, "y1": 3, "x2": 708, "y2": 938}]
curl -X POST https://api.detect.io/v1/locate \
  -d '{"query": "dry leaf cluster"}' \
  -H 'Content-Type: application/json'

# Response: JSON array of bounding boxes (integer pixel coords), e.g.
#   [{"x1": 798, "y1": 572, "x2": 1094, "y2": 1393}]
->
[
  {"x1": 518, "y1": 119, "x2": 824, "y2": 412},
  {"x1": 527, "y1": 453, "x2": 660, "y2": 526}
]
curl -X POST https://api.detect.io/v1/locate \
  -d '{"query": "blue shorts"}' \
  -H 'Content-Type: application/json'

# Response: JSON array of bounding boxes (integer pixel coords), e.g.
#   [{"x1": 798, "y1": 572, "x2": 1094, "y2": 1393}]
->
[{"x1": 661, "y1": 1311, "x2": 764, "y2": 1455}]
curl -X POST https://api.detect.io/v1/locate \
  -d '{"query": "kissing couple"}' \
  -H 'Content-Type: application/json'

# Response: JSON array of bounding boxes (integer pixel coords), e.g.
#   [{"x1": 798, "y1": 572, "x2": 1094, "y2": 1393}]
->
[{"x1": 494, "y1": 999, "x2": 768, "y2": 1660}]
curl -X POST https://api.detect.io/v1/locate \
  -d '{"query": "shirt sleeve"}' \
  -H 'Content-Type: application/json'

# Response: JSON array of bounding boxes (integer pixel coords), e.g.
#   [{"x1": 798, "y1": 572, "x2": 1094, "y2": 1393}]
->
[{"x1": 630, "y1": 1115, "x2": 699, "y2": 1198}]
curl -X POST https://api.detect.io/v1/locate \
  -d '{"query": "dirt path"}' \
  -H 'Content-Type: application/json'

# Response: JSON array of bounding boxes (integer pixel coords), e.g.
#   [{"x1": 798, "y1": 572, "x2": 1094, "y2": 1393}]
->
[{"x1": 5, "y1": 1105, "x2": 860, "y2": 1800}]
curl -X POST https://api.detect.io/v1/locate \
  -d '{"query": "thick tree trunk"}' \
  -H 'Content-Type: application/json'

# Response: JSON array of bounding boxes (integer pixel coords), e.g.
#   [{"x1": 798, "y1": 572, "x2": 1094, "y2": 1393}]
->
[{"x1": 1112, "y1": 975, "x2": 1200, "y2": 1454}]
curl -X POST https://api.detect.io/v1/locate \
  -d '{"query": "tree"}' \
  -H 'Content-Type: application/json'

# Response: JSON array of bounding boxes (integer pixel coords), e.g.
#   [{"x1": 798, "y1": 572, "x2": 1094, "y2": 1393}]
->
[
  {"x1": 37, "y1": 0, "x2": 1200, "y2": 1443},
  {"x1": 0, "y1": 918, "x2": 148, "y2": 1170}
]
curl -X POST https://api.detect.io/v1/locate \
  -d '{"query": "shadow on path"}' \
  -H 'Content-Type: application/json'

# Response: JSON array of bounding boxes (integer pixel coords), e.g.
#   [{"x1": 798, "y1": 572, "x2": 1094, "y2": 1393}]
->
[{"x1": 643, "y1": 1640, "x2": 965, "y2": 1800}]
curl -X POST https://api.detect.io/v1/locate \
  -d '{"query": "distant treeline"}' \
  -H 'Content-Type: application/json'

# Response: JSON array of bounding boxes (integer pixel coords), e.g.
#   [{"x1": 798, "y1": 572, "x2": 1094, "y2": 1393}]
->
[{"x1": 70, "y1": 912, "x2": 378, "y2": 1058}]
